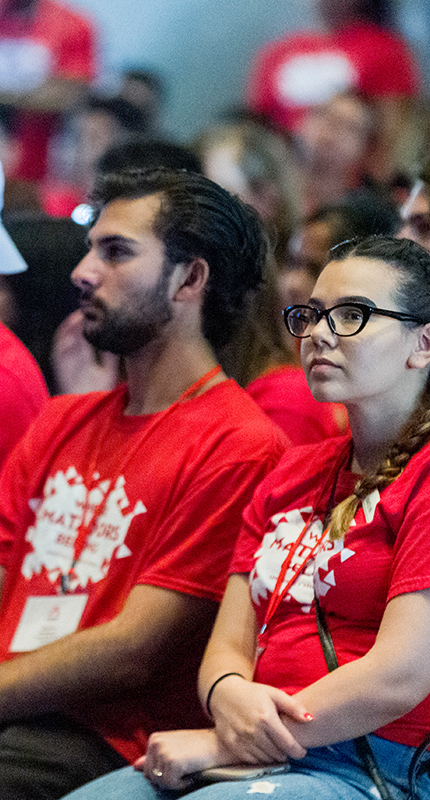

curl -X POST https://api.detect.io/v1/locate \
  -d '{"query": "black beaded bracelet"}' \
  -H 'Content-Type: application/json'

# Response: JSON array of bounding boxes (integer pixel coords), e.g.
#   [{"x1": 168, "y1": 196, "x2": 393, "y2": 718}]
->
[{"x1": 205, "y1": 672, "x2": 245, "y2": 718}]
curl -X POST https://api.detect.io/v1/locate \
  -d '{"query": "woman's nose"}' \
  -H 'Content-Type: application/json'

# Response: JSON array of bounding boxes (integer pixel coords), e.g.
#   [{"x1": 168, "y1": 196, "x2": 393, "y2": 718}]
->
[{"x1": 309, "y1": 314, "x2": 337, "y2": 345}]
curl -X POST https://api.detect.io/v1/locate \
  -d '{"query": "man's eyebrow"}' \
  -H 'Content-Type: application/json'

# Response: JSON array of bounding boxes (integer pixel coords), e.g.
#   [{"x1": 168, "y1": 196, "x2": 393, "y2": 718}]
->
[
  {"x1": 308, "y1": 295, "x2": 377, "y2": 308},
  {"x1": 85, "y1": 234, "x2": 137, "y2": 248}
]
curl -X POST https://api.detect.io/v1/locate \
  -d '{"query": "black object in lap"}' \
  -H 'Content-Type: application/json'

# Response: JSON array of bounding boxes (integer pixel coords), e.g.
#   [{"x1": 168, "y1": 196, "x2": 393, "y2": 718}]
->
[{"x1": 0, "y1": 713, "x2": 128, "y2": 800}]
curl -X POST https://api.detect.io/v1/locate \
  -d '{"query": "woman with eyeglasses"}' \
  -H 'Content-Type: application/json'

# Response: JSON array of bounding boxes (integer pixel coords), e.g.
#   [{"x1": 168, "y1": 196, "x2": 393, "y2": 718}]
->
[{"x1": 62, "y1": 236, "x2": 430, "y2": 800}]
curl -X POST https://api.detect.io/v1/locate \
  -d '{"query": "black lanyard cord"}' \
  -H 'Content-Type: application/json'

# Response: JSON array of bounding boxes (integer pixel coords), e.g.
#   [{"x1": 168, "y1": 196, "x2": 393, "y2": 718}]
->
[{"x1": 314, "y1": 596, "x2": 394, "y2": 800}]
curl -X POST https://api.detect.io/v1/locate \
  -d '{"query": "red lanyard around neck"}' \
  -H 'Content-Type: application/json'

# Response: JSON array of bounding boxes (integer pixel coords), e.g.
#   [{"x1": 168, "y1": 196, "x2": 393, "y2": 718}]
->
[
  {"x1": 256, "y1": 440, "x2": 353, "y2": 658},
  {"x1": 60, "y1": 365, "x2": 222, "y2": 593},
  {"x1": 260, "y1": 520, "x2": 329, "y2": 633}
]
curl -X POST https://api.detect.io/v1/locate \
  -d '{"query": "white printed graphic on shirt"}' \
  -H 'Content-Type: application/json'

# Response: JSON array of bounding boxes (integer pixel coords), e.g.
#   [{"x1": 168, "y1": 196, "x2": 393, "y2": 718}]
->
[
  {"x1": 362, "y1": 489, "x2": 380, "y2": 524},
  {"x1": 22, "y1": 467, "x2": 146, "y2": 590},
  {"x1": 276, "y1": 52, "x2": 357, "y2": 106},
  {"x1": 250, "y1": 506, "x2": 329, "y2": 614},
  {"x1": 0, "y1": 41, "x2": 52, "y2": 91},
  {"x1": 314, "y1": 537, "x2": 355, "y2": 598}
]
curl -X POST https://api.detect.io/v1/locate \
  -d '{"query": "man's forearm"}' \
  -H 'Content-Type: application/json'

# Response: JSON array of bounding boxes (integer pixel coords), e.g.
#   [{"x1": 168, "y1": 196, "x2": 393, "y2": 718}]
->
[
  {"x1": 0, "y1": 583, "x2": 217, "y2": 723},
  {"x1": 0, "y1": 616, "x2": 150, "y2": 721}
]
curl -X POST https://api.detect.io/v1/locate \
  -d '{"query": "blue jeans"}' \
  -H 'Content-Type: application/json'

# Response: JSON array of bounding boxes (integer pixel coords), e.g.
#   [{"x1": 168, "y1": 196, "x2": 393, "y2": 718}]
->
[{"x1": 62, "y1": 735, "x2": 430, "y2": 800}]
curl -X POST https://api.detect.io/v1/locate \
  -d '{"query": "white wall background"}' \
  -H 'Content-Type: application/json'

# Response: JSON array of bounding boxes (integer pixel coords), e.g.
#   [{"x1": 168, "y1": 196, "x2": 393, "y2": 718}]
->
[{"x1": 69, "y1": 0, "x2": 429, "y2": 142}]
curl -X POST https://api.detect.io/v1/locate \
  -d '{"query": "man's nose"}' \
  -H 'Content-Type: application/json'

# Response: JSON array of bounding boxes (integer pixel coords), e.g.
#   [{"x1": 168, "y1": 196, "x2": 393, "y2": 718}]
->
[{"x1": 71, "y1": 252, "x2": 101, "y2": 290}]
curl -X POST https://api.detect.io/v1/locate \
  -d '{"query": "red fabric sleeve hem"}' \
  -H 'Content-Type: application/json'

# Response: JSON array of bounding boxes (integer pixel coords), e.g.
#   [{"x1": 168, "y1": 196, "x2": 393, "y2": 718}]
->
[
  {"x1": 387, "y1": 578, "x2": 430, "y2": 604},
  {"x1": 229, "y1": 559, "x2": 254, "y2": 575},
  {"x1": 134, "y1": 574, "x2": 225, "y2": 604}
]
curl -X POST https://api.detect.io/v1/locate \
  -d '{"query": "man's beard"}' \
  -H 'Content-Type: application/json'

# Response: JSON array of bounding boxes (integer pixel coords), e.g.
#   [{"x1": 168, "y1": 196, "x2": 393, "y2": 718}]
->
[{"x1": 81, "y1": 269, "x2": 173, "y2": 356}]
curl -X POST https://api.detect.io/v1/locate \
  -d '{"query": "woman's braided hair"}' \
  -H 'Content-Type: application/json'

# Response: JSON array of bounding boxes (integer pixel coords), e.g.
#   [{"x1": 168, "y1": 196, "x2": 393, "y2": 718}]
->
[{"x1": 327, "y1": 236, "x2": 430, "y2": 540}]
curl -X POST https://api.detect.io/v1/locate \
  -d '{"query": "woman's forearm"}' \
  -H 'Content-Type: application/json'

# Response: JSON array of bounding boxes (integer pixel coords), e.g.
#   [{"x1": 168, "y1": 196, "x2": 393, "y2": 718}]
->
[
  {"x1": 198, "y1": 574, "x2": 257, "y2": 710},
  {"x1": 198, "y1": 651, "x2": 255, "y2": 715},
  {"x1": 199, "y1": 583, "x2": 430, "y2": 759},
  {"x1": 285, "y1": 652, "x2": 412, "y2": 748},
  {"x1": 285, "y1": 590, "x2": 430, "y2": 749}
]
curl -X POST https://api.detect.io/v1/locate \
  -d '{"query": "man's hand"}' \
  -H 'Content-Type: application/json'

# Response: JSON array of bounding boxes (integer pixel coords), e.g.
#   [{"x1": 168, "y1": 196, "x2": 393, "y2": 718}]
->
[{"x1": 52, "y1": 310, "x2": 119, "y2": 394}]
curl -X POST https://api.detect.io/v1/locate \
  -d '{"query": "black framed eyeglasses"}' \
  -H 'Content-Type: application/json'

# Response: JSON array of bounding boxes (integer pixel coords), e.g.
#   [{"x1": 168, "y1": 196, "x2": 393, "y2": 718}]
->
[{"x1": 283, "y1": 303, "x2": 426, "y2": 338}]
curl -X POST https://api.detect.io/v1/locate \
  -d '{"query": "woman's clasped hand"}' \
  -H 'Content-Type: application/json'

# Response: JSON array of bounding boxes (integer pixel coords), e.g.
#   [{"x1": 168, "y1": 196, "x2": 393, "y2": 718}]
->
[{"x1": 137, "y1": 677, "x2": 310, "y2": 790}]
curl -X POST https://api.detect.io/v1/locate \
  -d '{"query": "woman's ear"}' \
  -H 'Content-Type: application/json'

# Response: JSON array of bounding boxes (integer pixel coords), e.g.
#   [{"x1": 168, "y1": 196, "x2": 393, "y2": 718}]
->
[
  {"x1": 407, "y1": 323, "x2": 430, "y2": 370},
  {"x1": 172, "y1": 258, "x2": 210, "y2": 302}
]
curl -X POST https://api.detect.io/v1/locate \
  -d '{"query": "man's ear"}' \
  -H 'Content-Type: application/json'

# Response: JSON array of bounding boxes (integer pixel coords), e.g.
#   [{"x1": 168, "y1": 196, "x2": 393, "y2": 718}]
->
[
  {"x1": 407, "y1": 323, "x2": 430, "y2": 370},
  {"x1": 172, "y1": 258, "x2": 210, "y2": 301}
]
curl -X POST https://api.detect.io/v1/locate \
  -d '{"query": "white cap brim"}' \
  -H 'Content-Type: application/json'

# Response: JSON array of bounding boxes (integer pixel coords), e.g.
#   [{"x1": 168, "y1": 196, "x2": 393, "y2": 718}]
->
[
  {"x1": 0, "y1": 222, "x2": 27, "y2": 274},
  {"x1": 0, "y1": 160, "x2": 28, "y2": 274}
]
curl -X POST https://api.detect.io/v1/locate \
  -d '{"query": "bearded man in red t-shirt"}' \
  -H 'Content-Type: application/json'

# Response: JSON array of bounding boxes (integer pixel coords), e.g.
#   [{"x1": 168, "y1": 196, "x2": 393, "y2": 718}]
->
[{"x1": 0, "y1": 167, "x2": 287, "y2": 799}]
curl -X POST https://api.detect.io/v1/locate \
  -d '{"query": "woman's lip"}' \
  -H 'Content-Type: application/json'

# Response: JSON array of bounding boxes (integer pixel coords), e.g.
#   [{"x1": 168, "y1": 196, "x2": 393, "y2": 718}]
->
[{"x1": 308, "y1": 358, "x2": 341, "y2": 370}]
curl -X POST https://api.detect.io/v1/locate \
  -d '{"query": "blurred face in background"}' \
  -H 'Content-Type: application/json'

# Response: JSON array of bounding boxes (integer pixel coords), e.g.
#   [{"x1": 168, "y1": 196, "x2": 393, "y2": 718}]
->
[
  {"x1": 289, "y1": 219, "x2": 333, "y2": 275},
  {"x1": 77, "y1": 110, "x2": 123, "y2": 175},
  {"x1": 279, "y1": 217, "x2": 335, "y2": 309},
  {"x1": 202, "y1": 139, "x2": 282, "y2": 225},
  {"x1": 277, "y1": 265, "x2": 316, "y2": 311},
  {"x1": 299, "y1": 94, "x2": 373, "y2": 177},
  {"x1": 399, "y1": 181, "x2": 430, "y2": 254}
]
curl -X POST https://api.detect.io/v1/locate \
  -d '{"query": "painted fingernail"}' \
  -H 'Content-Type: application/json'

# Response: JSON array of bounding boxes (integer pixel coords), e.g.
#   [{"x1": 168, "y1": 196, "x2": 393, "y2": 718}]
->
[{"x1": 303, "y1": 713, "x2": 314, "y2": 720}]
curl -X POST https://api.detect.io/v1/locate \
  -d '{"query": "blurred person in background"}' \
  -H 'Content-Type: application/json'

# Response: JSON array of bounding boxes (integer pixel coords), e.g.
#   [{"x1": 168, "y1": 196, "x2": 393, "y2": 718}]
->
[
  {"x1": 97, "y1": 138, "x2": 201, "y2": 178},
  {"x1": 119, "y1": 68, "x2": 166, "y2": 137},
  {"x1": 296, "y1": 91, "x2": 380, "y2": 214},
  {"x1": 42, "y1": 95, "x2": 149, "y2": 217},
  {"x1": 192, "y1": 119, "x2": 301, "y2": 265},
  {"x1": 282, "y1": 186, "x2": 400, "y2": 312},
  {"x1": 0, "y1": 160, "x2": 48, "y2": 465},
  {"x1": 246, "y1": 0, "x2": 420, "y2": 181},
  {"x1": 0, "y1": 0, "x2": 98, "y2": 183},
  {"x1": 399, "y1": 160, "x2": 430, "y2": 253}
]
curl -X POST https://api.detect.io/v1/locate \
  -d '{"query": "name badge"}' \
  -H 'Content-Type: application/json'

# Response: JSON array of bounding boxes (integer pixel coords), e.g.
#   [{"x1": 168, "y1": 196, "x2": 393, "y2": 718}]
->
[
  {"x1": 362, "y1": 489, "x2": 380, "y2": 524},
  {"x1": 9, "y1": 595, "x2": 88, "y2": 652}
]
